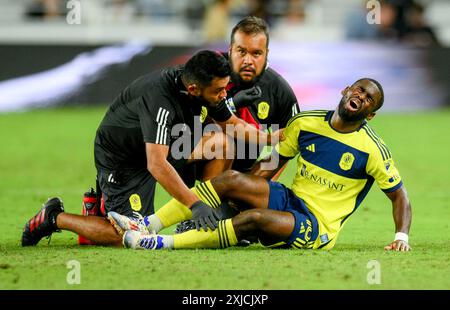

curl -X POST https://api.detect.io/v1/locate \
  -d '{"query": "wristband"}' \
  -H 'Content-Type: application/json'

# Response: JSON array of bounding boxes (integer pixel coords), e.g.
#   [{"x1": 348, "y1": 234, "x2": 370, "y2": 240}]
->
[{"x1": 394, "y1": 232, "x2": 409, "y2": 243}]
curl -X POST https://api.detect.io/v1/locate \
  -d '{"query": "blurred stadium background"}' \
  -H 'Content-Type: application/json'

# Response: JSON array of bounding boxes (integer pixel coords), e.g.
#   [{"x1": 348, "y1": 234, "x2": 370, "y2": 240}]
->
[
  {"x1": 1, "y1": 0, "x2": 450, "y2": 291},
  {"x1": 0, "y1": 0, "x2": 449, "y2": 112}
]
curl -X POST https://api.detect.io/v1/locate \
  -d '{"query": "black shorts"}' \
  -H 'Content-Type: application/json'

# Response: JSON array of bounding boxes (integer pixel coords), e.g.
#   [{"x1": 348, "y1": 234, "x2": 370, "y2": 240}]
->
[{"x1": 97, "y1": 169, "x2": 156, "y2": 217}]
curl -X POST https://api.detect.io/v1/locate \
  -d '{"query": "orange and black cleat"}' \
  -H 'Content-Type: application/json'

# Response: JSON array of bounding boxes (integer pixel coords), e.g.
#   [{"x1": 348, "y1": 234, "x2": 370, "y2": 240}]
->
[{"x1": 21, "y1": 197, "x2": 64, "y2": 246}]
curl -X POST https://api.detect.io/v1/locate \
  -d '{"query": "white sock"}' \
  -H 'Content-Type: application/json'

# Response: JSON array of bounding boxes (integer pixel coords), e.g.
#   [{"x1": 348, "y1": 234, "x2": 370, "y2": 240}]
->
[
  {"x1": 159, "y1": 235, "x2": 174, "y2": 249},
  {"x1": 143, "y1": 214, "x2": 164, "y2": 233},
  {"x1": 125, "y1": 232, "x2": 174, "y2": 250}
]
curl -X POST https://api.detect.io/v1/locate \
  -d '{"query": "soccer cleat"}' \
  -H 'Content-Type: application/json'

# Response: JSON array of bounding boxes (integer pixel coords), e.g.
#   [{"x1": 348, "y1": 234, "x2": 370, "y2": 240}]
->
[
  {"x1": 174, "y1": 220, "x2": 196, "y2": 234},
  {"x1": 235, "y1": 239, "x2": 252, "y2": 247},
  {"x1": 21, "y1": 197, "x2": 65, "y2": 246},
  {"x1": 107, "y1": 211, "x2": 149, "y2": 236},
  {"x1": 235, "y1": 235, "x2": 260, "y2": 247},
  {"x1": 174, "y1": 202, "x2": 239, "y2": 234},
  {"x1": 123, "y1": 230, "x2": 164, "y2": 250}
]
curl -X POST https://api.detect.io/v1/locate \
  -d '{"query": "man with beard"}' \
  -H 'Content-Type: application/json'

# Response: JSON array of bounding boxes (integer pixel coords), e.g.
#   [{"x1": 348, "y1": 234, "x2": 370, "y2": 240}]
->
[
  {"x1": 21, "y1": 50, "x2": 277, "y2": 247},
  {"x1": 113, "y1": 78, "x2": 413, "y2": 252},
  {"x1": 225, "y1": 16, "x2": 300, "y2": 173}
]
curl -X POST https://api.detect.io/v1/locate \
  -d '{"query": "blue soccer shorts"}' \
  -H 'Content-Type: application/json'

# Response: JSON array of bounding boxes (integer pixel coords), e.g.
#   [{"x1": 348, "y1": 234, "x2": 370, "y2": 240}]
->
[{"x1": 267, "y1": 181, "x2": 319, "y2": 249}]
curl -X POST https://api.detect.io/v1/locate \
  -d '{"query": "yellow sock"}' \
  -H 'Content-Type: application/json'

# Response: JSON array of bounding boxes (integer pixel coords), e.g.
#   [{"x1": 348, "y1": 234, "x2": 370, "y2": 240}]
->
[
  {"x1": 194, "y1": 180, "x2": 221, "y2": 209},
  {"x1": 155, "y1": 180, "x2": 221, "y2": 227},
  {"x1": 173, "y1": 219, "x2": 237, "y2": 249}
]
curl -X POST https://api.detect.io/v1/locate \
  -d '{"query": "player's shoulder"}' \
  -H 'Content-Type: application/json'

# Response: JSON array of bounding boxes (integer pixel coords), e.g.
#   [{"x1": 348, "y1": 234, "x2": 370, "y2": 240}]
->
[
  {"x1": 263, "y1": 67, "x2": 284, "y2": 80},
  {"x1": 135, "y1": 66, "x2": 180, "y2": 89},
  {"x1": 360, "y1": 123, "x2": 393, "y2": 160},
  {"x1": 124, "y1": 68, "x2": 168, "y2": 98},
  {"x1": 286, "y1": 110, "x2": 330, "y2": 127},
  {"x1": 133, "y1": 68, "x2": 180, "y2": 109},
  {"x1": 127, "y1": 71, "x2": 158, "y2": 89},
  {"x1": 259, "y1": 67, "x2": 294, "y2": 92}
]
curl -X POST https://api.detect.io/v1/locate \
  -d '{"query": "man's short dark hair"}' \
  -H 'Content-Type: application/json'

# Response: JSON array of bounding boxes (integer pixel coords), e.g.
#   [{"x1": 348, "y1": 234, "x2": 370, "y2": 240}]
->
[
  {"x1": 230, "y1": 16, "x2": 270, "y2": 47},
  {"x1": 182, "y1": 50, "x2": 231, "y2": 87},
  {"x1": 353, "y1": 78, "x2": 384, "y2": 111}
]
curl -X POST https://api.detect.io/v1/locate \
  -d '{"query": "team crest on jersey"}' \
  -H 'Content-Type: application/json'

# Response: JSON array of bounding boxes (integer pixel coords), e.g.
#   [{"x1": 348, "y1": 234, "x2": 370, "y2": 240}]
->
[
  {"x1": 339, "y1": 152, "x2": 355, "y2": 171},
  {"x1": 129, "y1": 194, "x2": 142, "y2": 211},
  {"x1": 257, "y1": 101, "x2": 270, "y2": 119},
  {"x1": 200, "y1": 106, "x2": 208, "y2": 123}
]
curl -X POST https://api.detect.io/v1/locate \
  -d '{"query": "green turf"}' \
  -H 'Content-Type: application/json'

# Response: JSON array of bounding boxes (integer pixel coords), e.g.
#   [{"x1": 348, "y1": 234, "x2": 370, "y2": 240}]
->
[{"x1": 0, "y1": 106, "x2": 449, "y2": 289}]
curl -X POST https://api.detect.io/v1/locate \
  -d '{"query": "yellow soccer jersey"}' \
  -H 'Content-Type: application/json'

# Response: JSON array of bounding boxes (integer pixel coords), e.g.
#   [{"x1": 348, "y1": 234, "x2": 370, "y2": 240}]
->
[{"x1": 275, "y1": 110, "x2": 403, "y2": 250}]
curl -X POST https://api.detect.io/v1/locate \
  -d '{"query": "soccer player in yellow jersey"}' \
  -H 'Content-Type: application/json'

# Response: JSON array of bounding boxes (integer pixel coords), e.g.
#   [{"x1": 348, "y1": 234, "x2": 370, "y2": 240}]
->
[{"x1": 110, "y1": 78, "x2": 412, "y2": 251}]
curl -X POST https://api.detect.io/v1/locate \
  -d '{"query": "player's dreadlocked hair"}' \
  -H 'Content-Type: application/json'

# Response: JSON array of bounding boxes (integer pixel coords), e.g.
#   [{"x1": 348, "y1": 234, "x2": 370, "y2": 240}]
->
[
  {"x1": 231, "y1": 16, "x2": 270, "y2": 48},
  {"x1": 182, "y1": 50, "x2": 231, "y2": 87},
  {"x1": 353, "y1": 78, "x2": 385, "y2": 111}
]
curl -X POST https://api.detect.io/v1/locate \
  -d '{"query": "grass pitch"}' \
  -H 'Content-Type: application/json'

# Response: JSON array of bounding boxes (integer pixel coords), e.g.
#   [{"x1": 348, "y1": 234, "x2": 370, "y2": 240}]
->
[{"x1": 0, "y1": 106, "x2": 449, "y2": 290}]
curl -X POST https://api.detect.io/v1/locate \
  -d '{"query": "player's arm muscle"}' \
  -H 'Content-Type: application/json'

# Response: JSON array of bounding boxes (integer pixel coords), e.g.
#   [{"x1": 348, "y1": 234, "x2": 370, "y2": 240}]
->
[
  {"x1": 385, "y1": 185, "x2": 412, "y2": 235},
  {"x1": 216, "y1": 114, "x2": 275, "y2": 145},
  {"x1": 146, "y1": 143, "x2": 198, "y2": 208}
]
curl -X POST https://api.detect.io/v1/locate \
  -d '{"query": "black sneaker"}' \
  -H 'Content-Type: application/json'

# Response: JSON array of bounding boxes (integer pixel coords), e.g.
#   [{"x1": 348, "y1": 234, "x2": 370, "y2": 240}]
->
[
  {"x1": 235, "y1": 239, "x2": 252, "y2": 247},
  {"x1": 21, "y1": 197, "x2": 65, "y2": 246},
  {"x1": 236, "y1": 235, "x2": 259, "y2": 247},
  {"x1": 174, "y1": 202, "x2": 240, "y2": 234},
  {"x1": 174, "y1": 220, "x2": 196, "y2": 234}
]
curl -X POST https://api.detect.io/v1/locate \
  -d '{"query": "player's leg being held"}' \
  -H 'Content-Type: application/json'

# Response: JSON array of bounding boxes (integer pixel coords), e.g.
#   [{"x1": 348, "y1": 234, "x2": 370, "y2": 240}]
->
[
  {"x1": 122, "y1": 180, "x2": 319, "y2": 250},
  {"x1": 109, "y1": 179, "x2": 221, "y2": 234},
  {"x1": 115, "y1": 170, "x2": 271, "y2": 236},
  {"x1": 123, "y1": 209, "x2": 292, "y2": 250},
  {"x1": 121, "y1": 177, "x2": 278, "y2": 250}
]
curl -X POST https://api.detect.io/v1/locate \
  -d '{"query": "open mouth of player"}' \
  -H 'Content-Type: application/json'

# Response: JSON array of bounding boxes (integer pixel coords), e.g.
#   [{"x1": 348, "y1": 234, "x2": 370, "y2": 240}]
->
[{"x1": 347, "y1": 98, "x2": 361, "y2": 112}]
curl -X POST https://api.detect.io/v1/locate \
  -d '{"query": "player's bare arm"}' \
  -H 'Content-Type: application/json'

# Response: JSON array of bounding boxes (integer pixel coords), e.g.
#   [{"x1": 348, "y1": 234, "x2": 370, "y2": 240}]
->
[
  {"x1": 250, "y1": 150, "x2": 290, "y2": 180},
  {"x1": 216, "y1": 114, "x2": 277, "y2": 146},
  {"x1": 146, "y1": 143, "x2": 198, "y2": 208},
  {"x1": 384, "y1": 185, "x2": 412, "y2": 252}
]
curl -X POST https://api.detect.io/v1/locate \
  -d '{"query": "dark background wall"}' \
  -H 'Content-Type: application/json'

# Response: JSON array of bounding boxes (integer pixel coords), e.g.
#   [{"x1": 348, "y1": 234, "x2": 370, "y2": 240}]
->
[
  {"x1": 0, "y1": 44, "x2": 196, "y2": 105},
  {"x1": 425, "y1": 47, "x2": 450, "y2": 105},
  {"x1": 0, "y1": 44, "x2": 449, "y2": 107}
]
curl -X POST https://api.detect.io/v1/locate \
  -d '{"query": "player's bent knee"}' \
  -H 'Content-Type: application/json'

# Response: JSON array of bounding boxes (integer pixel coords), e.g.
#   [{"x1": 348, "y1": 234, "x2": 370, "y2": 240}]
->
[
  {"x1": 233, "y1": 210, "x2": 262, "y2": 237},
  {"x1": 242, "y1": 209, "x2": 265, "y2": 227},
  {"x1": 216, "y1": 132, "x2": 233, "y2": 150},
  {"x1": 234, "y1": 209, "x2": 277, "y2": 240},
  {"x1": 209, "y1": 132, "x2": 233, "y2": 157},
  {"x1": 214, "y1": 169, "x2": 240, "y2": 186},
  {"x1": 212, "y1": 170, "x2": 254, "y2": 199}
]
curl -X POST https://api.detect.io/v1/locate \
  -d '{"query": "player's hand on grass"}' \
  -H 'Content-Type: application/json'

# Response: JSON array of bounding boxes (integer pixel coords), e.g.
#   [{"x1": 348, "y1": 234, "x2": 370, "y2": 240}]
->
[
  {"x1": 384, "y1": 240, "x2": 411, "y2": 252},
  {"x1": 232, "y1": 86, "x2": 262, "y2": 109},
  {"x1": 190, "y1": 201, "x2": 219, "y2": 231}
]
